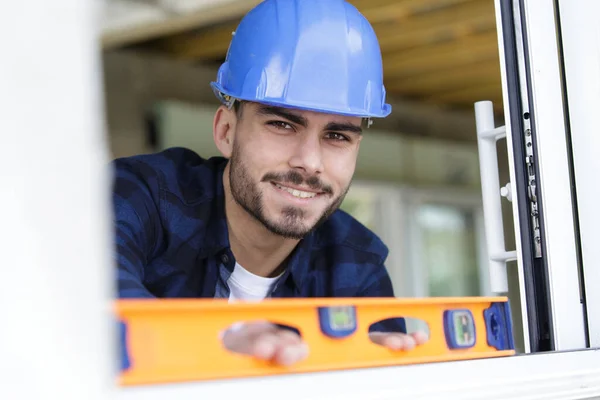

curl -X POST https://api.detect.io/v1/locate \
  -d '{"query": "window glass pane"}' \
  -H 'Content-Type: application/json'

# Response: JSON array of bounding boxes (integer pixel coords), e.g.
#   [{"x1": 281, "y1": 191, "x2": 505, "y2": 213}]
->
[
  {"x1": 416, "y1": 204, "x2": 480, "y2": 297},
  {"x1": 339, "y1": 188, "x2": 377, "y2": 232},
  {"x1": 102, "y1": 0, "x2": 548, "y2": 369}
]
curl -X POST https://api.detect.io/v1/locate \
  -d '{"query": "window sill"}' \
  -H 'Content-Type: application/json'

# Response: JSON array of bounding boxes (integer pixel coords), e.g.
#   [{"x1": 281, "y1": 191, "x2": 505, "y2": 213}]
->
[{"x1": 117, "y1": 348, "x2": 600, "y2": 400}]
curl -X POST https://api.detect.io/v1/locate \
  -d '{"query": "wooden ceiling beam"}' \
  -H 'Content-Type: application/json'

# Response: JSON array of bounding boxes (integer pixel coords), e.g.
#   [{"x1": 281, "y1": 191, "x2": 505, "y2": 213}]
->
[
  {"x1": 382, "y1": 31, "x2": 499, "y2": 78},
  {"x1": 155, "y1": 21, "x2": 238, "y2": 60},
  {"x1": 153, "y1": 0, "x2": 493, "y2": 61},
  {"x1": 386, "y1": 59, "x2": 501, "y2": 94},
  {"x1": 352, "y1": 0, "x2": 475, "y2": 25},
  {"x1": 374, "y1": 0, "x2": 496, "y2": 52}
]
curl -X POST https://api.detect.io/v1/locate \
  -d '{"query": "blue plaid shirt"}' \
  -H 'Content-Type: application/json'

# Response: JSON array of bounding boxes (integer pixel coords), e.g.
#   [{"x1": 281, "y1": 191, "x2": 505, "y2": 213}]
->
[{"x1": 112, "y1": 147, "x2": 405, "y2": 333}]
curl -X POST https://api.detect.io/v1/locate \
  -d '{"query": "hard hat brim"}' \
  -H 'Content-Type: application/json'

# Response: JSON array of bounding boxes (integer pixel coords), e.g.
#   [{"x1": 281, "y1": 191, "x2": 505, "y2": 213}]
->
[{"x1": 211, "y1": 82, "x2": 392, "y2": 119}]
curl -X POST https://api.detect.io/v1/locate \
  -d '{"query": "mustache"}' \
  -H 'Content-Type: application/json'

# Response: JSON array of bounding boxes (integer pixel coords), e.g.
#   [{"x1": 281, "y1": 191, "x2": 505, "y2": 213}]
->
[{"x1": 262, "y1": 170, "x2": 334, "y2": 195}]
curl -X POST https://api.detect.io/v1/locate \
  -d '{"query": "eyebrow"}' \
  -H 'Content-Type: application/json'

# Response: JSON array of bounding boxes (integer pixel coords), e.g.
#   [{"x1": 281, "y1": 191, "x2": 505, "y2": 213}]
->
[
  {"x1": 256, "y1": 105, "x2": 308, "y2": 127},
  {"x1": 324, "y1": 122, "x2": 363, "y2": 135},
  {"x1": 255, "y1": 105, "x2": 363, "y2": 135}
]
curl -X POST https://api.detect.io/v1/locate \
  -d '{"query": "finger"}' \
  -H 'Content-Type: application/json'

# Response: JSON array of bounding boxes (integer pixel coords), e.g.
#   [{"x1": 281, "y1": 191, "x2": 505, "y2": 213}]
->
[
  {"x1": 368, "y1": 331, "x2": 387, "y2": 346},
  {"x1": 369, "y1": 331, "x2": 402, "y2": 348},
  {"x1": 256, "y1": 328, "x2": 302, "y2": 356},
  {"x1": 389, "y1": 333, "x2": 416, "y2": 351},
  {"x1": 411, "y1": 330, "x2": 429, "y2": 345},
  {"x1": 275, "y1": 329, "x2": 304, "y2": 346},
  {"x1": 272, "y1": 330, "x2": 308, "y2": 366},
  {"x1": 237, "y1": 320, "x2": 278, "y2": 335},
  {"x1": 370, "y1": 332, "x2": 416, "y2": 351},
  {"x1": 273, "y1": 341, "x2": 309, "y2": 366},
  {"x1": 222, "y1": 321, "x2": 278, "y2": 354},
  {"x1": 252, "y1": 329, "x2": 308, "y2": 366},
  {"x1": 250, "y1": 331, "x2": 281, "y2": 360}
]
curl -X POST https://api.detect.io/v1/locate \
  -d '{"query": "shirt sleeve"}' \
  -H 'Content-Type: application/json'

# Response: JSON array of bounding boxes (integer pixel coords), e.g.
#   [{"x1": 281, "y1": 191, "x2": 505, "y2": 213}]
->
[
  {"x1": 112, "y1": 158, "x2": 163, "y2": 299},
  {"x1": 358, "y1": 264, "x2": 407, "y2": 334}
]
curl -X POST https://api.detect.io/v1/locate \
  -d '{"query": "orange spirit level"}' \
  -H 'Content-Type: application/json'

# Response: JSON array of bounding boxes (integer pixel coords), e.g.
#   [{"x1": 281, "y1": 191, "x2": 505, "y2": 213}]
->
[{"x1": 117, "y1": 297, "x2": 515, "y2": 386}]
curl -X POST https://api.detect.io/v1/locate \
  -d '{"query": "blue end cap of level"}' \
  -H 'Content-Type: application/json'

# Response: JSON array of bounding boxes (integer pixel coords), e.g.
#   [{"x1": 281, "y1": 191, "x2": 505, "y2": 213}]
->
[
  {"x1": 484, "y1": 302, "x2": 515, "y2": 351},
  {"x1": 119, "y1": 320, "x2": 131, "y2": 372}
]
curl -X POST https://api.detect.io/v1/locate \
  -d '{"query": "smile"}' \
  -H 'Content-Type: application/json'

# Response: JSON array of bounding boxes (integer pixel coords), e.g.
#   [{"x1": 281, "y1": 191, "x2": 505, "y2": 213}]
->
[{"x1": 272, "y1": 182, "x2": 320, "y2": 199}]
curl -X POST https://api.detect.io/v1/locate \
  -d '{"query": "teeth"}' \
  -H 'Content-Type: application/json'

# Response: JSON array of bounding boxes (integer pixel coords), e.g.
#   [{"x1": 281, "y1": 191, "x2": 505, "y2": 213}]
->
[{"x1": 276, "y1": 183, "x2": 317, "y2": 199}]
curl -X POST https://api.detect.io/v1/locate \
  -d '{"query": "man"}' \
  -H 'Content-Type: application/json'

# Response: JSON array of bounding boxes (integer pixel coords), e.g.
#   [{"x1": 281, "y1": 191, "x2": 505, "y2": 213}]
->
[{"x1": 113, "y1": 0, "x2": 427, "y2": 367}]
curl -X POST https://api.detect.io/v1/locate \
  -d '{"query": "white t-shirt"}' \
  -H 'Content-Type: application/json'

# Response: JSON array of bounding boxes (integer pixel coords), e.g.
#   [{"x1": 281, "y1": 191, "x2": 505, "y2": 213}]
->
[{"x1": 227, "y1": 262, "x2": 281, "y2": 302}]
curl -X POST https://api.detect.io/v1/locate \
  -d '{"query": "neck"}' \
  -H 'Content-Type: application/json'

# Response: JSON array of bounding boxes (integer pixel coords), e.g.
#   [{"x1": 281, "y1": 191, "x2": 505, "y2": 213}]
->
[{"x1": 223, "y1": 163, "x2": 300, "y2": 278}]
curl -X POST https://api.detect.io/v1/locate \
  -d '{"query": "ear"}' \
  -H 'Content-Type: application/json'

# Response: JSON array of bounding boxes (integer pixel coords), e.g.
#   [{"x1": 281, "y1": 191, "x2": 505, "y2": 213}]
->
[{"x1": 213, "y1": 105, "x2": 236, "y2": 158}]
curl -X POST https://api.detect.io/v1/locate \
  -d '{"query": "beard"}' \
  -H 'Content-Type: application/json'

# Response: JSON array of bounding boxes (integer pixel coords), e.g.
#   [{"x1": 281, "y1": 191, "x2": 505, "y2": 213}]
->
[{"x1": 228, "y1": 141, "x2": 349, "y2": 239}]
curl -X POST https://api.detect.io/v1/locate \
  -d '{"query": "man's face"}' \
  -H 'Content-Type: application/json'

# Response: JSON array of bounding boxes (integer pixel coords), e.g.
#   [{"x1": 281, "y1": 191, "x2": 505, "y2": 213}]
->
[{"x1": 228, "y1": 102, "x2": 363, "y2": 239}]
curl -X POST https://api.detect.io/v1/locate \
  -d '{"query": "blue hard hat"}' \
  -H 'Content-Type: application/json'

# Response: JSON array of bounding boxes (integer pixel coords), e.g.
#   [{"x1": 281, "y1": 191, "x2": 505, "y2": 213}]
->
[{"x1": 210, "y1": 0, "x2": 391, "y2": 118}]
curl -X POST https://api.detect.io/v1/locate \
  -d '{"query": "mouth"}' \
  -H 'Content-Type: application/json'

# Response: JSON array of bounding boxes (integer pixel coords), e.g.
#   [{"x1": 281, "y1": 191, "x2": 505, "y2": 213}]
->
[{"x1": 271, "y1": 182, "x2": 324, "y2": 200}]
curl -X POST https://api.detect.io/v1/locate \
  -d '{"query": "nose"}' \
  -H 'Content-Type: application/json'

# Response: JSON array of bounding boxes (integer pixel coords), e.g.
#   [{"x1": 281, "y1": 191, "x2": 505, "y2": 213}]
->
[{"x1": 288, "y1": 132, "x2": 324, "y2": 176}]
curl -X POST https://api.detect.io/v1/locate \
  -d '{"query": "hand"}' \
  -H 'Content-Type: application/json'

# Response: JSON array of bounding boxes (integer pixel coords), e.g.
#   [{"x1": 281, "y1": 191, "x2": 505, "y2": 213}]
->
[
  {"x1": 368, "y1": 331, "x2": 429, "y2": 351},
  {"x1": 222, "y1": 321, "x2": 428, "y2": 367},
  {"x1": 221, "y1": 321, "x2": 309, "y2": 366}
]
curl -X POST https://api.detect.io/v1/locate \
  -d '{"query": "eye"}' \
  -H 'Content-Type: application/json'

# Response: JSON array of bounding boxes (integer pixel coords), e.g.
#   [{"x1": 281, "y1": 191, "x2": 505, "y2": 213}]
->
[
  {"x1": 267, "y1": 121, "x2": 294, "y2": 130},
  {"x1": 325, "y1": 132, "x2": 350, "y2": 142}
]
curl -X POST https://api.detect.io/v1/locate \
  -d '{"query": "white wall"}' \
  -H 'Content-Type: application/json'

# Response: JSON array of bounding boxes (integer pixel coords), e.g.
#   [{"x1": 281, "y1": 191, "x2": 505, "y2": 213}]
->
[{"x1": 1, "y1": 0, "x2": 114, "y2": 398}]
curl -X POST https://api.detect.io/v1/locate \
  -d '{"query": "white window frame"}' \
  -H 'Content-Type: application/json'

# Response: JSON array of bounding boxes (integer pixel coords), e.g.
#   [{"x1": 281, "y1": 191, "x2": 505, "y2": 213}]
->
[
  {"x1": 478, "y1": 0, "x2": 590, "y2": 354},
  {"x1": 117, "y1": 349, "x2": 600, "y2": 400},
  {"x1": 510, "y1": 0, "x2": 587, "y2": 351},
  {"x1": 1, "y1": 0, "x2": 113, "y2": 399},
  {"x1": 555, "y1": 0, "x2": 600, "y2": 348},
  {"x1": 7, "y1": 0, "x2": 600, "y2": 399}
]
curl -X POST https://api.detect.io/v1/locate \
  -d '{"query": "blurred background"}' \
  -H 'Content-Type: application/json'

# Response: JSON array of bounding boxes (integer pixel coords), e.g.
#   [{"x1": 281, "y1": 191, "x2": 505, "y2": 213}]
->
[{"x1": 100, "y1": 0, "x2": 520, "y2": 346}]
